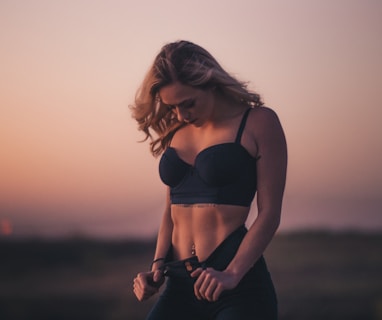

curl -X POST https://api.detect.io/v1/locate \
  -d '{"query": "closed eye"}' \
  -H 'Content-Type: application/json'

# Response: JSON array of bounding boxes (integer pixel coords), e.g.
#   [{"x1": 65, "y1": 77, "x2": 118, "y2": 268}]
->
[
  {"x1": 179, "y1": 99, "x2": 195, "y2": 109},
  {"x1": 166, "y1": 99, "x2": 196, "y2": 111}
]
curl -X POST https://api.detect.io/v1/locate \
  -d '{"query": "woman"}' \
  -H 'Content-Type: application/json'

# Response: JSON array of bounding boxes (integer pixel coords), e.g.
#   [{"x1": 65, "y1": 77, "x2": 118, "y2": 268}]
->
[{"x1": 132, "y1": 40, "x2": 287, "y2": 319}]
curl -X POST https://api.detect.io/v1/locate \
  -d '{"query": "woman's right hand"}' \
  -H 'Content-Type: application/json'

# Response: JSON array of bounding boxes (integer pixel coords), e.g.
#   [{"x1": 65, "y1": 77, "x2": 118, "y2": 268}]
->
[{"x1": 133, "y1": 270, "x2": 165, "y2": 301}]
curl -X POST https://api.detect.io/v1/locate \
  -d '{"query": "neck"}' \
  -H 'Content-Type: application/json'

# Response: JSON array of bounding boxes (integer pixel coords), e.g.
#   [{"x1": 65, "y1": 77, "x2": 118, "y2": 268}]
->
[{"x1": 210, "y1": 95, "x2": 247, "y2": 122}]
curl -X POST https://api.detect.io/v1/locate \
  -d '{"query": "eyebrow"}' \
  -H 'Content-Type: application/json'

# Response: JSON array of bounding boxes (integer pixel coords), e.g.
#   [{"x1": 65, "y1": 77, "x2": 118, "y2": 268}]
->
[{"x1": 162, "y1": 98, "x2": 194, "y2": 108}]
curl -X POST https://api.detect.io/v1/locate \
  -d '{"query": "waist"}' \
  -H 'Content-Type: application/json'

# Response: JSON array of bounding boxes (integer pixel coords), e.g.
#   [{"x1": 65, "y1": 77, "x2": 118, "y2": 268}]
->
[
  {"x1": 170, "y1": 192, "x2": 254, "y2": 207},
  {"x1": 170, "y1": 205, "x2": 249, "y2": 261},
  {"x1": 165, "y1": 225, "x2": 265, "y2": 279}
]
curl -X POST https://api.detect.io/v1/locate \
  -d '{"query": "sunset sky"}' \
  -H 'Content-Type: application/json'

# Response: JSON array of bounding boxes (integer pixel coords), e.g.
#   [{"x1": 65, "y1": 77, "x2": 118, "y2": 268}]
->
[{"x1": 1, "y1": 0, "x2": 381, "y2": 238}]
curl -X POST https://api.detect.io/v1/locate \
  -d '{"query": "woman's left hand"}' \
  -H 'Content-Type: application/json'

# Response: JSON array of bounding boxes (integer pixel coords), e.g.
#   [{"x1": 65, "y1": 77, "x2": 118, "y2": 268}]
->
[{"x1": 190, "y1": 267, "x2": 240, "y2": 302}]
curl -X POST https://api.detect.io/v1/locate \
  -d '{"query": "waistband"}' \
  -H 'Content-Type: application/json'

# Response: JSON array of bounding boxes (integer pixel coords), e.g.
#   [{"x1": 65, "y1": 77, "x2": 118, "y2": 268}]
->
[
  {"x1": 159, "y1": 256, "x2": 201, "y2": 278},
  {"x1": 202, "y1": 224, "x2": 247, "y2": 270},
  {"x1": 163, "y1": 225, "x2": 248, "y2": 278}
]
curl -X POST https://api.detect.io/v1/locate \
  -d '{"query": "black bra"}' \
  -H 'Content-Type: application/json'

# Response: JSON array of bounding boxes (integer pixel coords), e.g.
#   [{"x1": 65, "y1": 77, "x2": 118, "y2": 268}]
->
[{"x1": 159, "y1": 108, "x2": 257, "y2": 207}]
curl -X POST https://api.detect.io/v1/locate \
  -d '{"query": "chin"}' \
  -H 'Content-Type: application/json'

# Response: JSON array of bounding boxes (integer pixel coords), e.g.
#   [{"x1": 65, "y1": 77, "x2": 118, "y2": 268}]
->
[{"x1": 190, "y1": 120, "x2": 201, "y2": 127}]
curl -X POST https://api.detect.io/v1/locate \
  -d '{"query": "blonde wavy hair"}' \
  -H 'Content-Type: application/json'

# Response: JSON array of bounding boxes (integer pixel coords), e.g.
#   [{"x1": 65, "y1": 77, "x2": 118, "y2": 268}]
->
[{"x1": 130, "y1": 40, "x2": 263, "y2": 157}]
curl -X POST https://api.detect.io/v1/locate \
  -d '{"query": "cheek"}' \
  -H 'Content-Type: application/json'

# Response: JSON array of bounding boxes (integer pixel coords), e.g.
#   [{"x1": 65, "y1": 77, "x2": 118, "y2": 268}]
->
[
  {"x1": 193, "y1": 91, "x2": 214, "y2": 116},
  {"x1": 195, "y1": 104, "x2": 207, "y2": 117},
  {"x1": 199, "y1": 96, "x2": 214, "y2": 113}
]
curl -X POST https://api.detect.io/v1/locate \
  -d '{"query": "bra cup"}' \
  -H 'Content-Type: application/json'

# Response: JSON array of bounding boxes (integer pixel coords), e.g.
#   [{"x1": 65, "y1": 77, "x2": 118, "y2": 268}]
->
[
  {"x1": 158, "y1": 108, "x2": 258, "y2": 206},
  {"x1": 196, "y1": 150, "x2": 243, "y2": 186},
  {"x1": 159, "y1": 149, "x2": 190, "y2": 187},
  {"x1": 159, "y1": 143, "x2": 258, "y2": 206}
]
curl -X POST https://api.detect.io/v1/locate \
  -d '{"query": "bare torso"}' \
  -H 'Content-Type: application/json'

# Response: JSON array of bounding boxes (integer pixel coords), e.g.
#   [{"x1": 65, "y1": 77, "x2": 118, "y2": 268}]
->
[
  {"x1": 170, "y1": 204, "x2": 250, "y2": 261},
  {"x1": 167, "y1": 103, "x2": 260, "y2": 261}
]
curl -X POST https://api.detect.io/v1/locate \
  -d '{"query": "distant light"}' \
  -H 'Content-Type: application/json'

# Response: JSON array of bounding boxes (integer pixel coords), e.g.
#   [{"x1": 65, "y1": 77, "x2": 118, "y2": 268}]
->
[{"x1": 0, "y1": 218, "x2": 13, "y2": 236}]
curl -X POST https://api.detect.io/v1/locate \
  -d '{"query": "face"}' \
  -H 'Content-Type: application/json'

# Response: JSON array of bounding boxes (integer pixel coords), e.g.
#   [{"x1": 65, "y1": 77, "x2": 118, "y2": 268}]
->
[{"x1": 159, "y1": 82, "x2": 215, "y2": 127}]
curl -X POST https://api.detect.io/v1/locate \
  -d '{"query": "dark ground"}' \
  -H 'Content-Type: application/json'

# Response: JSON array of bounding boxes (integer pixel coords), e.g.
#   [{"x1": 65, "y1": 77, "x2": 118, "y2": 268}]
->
[{"x1": 0, "y1": 231, "x2": 381, "y2": 320}]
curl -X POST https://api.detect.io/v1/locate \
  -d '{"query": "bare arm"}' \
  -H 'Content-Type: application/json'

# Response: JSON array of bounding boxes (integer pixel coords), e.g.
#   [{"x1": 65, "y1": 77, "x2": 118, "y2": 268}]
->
[
  {"x1": 192, "y1": 107, "x2": 287, "y2": 301},
  {"x1": 133, "y1": 188, "x2": 173, "y2": 301},
  {"x1": 152, "y1": 188, "x2": 173, "y2": 269},
  {"x1": 225, "y1": 107, "x2": 287, "y2": 281}
]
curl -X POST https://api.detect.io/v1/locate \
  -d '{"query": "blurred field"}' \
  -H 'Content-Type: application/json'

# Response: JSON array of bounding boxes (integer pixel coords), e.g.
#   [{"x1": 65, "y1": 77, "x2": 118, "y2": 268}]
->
[{"x1": 0, "y1": 231, "x2": 381, "y2": 320}]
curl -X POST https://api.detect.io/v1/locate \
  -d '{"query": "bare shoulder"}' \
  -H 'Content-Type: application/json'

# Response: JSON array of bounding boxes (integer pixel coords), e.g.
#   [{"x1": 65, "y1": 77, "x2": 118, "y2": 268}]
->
[
  {"x1": 247, "y1": 106, "x2": 284, "y2": 136},
  {"x1": 249, "y1": 105, "x2": 280, "y2": 124},
  {"x1": 239, "y1": 106, "x2": 286, "y2": 159}
]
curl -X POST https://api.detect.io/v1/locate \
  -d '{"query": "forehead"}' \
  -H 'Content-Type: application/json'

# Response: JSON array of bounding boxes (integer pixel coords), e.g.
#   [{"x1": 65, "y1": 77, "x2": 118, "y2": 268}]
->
[{"x1": 159, "y1": 82, "x2": 199, "y2": 105}]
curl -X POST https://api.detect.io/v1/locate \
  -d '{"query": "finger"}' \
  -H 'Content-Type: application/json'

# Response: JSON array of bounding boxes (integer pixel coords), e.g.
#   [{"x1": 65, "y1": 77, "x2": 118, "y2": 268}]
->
[
  {"x1": 133, "y1": 280, "x2": 144, "y2": 301},
  {"x1": 137, "y1": 272, "x2": 157, "y2": 289},
  {"x1": 134, "y1": 283, "x2": 158, "y2": 301},
  {"x1": 211, "y1": 283, "x2": 224, "y2": 301},
  {"x1": 198, "y1": 271, "x2": 215, "y2": 300},
  {"x1": 133, "y1": 276, "x2": 147, "y2": 300},
  {"x1": 153, "y1": 269, "x2": 163, "y2": 283},
  {"x1": 190, "y1": 267, "x2": 203, "y2": 278},
  {"x1": 193, "y1": 270, "x2": 207, "y2": 300},
  {"x1": 134, "y1": 287, "x2": 144, "y2": 301},
  {"x1": 134, "y1": 275, "x2": 147, "y2": 293},
  {"x1": 204, "y1": 278, "x2": 218, "y2": 301},
  {"x1": 133, "y1": 277, "x2": 142, "y2": 292},
  {"x1": 134, "y1": 274, "x2": 159, "y2": 299}
]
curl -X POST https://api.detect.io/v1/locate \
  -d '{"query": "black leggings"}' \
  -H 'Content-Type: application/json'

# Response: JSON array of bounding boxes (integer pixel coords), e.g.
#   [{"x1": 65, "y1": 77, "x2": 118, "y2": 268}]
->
[{"x1": 146, "y1": 226, "x2": 278, "y2": 320}]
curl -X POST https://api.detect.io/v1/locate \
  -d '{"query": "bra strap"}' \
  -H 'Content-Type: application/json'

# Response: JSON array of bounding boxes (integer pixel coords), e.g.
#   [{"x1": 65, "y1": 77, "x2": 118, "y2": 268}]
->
[{"x1": 235, "y1": 108, "x2": 252, "y2": 143}]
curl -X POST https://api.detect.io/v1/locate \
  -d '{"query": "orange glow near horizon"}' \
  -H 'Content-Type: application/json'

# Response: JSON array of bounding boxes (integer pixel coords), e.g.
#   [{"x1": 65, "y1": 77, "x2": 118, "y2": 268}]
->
[
  {"x1": 0, "y1": 219, "x2": 13, "y2": 237},
  {"x1": 1, "y1": 0, "x2": 381, "y2": 238}
]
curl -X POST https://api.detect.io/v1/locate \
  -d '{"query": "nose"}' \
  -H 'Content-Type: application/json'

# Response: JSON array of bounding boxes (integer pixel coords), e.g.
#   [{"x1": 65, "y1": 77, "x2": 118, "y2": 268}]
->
[{"x1": 174, "y1": 107, "x2": 190, "y2": 122}]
